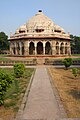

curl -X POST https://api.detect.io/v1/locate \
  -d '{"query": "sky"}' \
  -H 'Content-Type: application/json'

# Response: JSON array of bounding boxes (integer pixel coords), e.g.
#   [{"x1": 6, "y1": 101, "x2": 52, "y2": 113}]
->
[{"x1": 0, "y1": 0, "x2": 80, "y2": 37}]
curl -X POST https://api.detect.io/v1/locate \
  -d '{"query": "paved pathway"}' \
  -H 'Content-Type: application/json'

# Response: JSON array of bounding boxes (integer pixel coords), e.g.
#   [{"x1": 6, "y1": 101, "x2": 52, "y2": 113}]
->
[{"x1": 22, "y1": 66, "x2": 65, "y2": 120}]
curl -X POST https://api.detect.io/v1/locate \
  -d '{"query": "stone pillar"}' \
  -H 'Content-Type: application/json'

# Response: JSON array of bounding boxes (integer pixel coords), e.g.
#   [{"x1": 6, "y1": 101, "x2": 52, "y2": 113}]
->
[
  {"x1": 52, "y1": 46, "x2": 56, "y2": 55},
  {"x1": 69, "y1": 47, "x2": 71, "y2": 55},
  {"x1": 43, "y1": 42, "x2": 45, "y2": 55},
  {"x1": 58, "y1": 46, "x2": 60, "y2": 55},
  {"x1": 19, "y1": 42, "x2": 22, "y2": 55},
  {"x1": 43, "y1": 47, "x2": 45, "y2": 55},
  {"x1": 10, "y1": 46, "x2": 12, "y2": 55},
  {"x1": 67, "y1": 47, "x2": 71, "y2": 55},
  {"x1": 15, "y1": 42, "x2": 18, "y2": 55},
  {"x1": 34, "y1": 42, "x2": 37, "y2": 55},
  {"x1": 10, "y1": 43, "x2": 13, "y2": 55},
  {"x1": 24, "y1": 41, "x2": 29, "y2": 56}
]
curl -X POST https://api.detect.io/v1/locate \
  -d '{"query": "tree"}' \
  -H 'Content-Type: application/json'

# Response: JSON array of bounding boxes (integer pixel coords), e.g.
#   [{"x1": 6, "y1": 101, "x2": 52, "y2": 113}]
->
[
  {"x1": 70, "y1": 35, "x2": 80, "y2": 54},
  {"x1": 0, "y1": 32, "x2": 9, "y2": 50},
  {"x1": 63, "y1": 58, "x2": 72, "y2": 69}
]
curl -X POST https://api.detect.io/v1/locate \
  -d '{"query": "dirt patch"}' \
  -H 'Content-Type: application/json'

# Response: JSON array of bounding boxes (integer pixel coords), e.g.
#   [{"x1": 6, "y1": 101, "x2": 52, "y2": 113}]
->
[
  {"x1": 48, "y1": 67, "x2": 80, "y2": 118},
  {"x1": 0, "y1": 106, "x2": 14, "y2": 120}
]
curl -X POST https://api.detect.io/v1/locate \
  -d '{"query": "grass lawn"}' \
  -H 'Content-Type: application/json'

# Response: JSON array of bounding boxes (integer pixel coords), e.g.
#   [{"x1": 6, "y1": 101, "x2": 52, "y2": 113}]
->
[
  {"x1": 0, "y1": 57, "x2": 11, "y2": 61},
  {"x1": 72, "y1": 54, "x2": 80, "y2": 56},
  {"x1": 0, "y1": 54, "x2": 11, "y2": 61},
  {"x1": 0, "y1": 68, "x2": 34, "y2": 120},
  {"x1": 72, "y1": 58, "x2": 80, "y2": 60},
  {"x1": 48, "y1": 67, "x2": 80, "y2": 118}
]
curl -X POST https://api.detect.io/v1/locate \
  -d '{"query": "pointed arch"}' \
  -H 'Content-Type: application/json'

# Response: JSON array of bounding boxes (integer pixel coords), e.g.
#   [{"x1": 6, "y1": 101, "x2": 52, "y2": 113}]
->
[
  {"x1": 60, "y1": 42, "x2": 64, "y2": 54},
  {"x1": 37, "y1": 42, "x2": 43, "y2": 54},
  {"x1": 45, "y1": 42, "x2": 52, "y2": 55},
  {"x1": 29, "y1": 42, "x2": 35, "y2": 55},
  {"x1": 65, "y1": 43, "x2": 68, "y2": 54},
  {"x1": 21, "y1": 42, "x2": 24, "y2": 55}
]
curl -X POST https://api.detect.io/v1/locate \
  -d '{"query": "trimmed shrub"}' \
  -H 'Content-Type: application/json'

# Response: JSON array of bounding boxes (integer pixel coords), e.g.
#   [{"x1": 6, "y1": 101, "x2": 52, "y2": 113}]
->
[
  {"x1": 14, "y1": 63, "x2": 25, "y2": 78},
  {"x1": 72, "y1": 68, "x2": 78, "y2": 78},
  {"x1": 0, "y1": 69, "x2": 13, "y2": 105},
  {"x1": 63, "y1": 58, "x2": 72, "y2": 69}
]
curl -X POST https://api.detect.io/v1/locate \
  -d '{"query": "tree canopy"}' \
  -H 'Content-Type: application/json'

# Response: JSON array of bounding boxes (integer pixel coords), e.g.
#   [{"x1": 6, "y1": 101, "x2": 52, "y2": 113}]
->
[
  {"x1": 70, "y1": 35, "x2": 80, "y2": 54},
  {"x1": 0, "y1": 32, "x2": 9, "y2": 50}
]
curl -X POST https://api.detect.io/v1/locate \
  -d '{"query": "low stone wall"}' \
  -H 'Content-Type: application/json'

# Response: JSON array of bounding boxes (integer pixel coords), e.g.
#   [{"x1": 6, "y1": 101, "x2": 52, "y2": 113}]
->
[
  {"x1": 0, "y1": 59, "x2": 80, "y2": 66},
  {"x1": 72, "y1": 60, "x2": 80, "y2": 65},
  {"x1": 0, "y1": 59, "x2": 37, "y2": 66},
  {"x1": 45, "y1": 59, "x2": 80, "y2": 65}
]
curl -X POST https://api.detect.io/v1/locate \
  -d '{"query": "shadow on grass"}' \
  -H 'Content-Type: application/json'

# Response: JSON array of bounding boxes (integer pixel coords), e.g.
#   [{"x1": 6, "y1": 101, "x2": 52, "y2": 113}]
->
[{"x1": 69, "y1": 89, "x2": 80, "y2": 99}]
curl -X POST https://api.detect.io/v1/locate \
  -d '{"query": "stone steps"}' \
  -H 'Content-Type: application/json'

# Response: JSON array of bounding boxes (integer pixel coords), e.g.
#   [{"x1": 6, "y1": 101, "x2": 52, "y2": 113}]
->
[{"x1": 37, "y1": 58, "x2": 45, "y2": 64}]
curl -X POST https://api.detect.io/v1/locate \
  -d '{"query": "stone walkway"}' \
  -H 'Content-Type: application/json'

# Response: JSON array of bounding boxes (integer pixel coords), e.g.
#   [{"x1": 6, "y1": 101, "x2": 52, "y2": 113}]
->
[{"x1": 22, "y1": 66, "x2": 66, "y2": 120}]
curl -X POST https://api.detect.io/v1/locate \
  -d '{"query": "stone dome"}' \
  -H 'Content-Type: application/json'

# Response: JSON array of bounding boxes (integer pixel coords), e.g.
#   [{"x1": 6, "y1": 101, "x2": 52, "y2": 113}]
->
[
  {"x1": 26, "y1": 10, "x2": 65, "y2": 33},
  {"x1": 15, "y1": 10, "x2": 65, "y2": 34},
  {"x1": 26, "y1": 10, "x2": 53, "y2": 32}
]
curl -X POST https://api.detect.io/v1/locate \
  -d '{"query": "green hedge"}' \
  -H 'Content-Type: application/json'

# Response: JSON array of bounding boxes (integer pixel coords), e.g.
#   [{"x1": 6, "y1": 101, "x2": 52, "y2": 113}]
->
[
  {"x1": 14, "y1": 63, "x2": 25, "y2": 78},
  {"x1": 0, "y1": 69, "x2": 13, "y2": 105},
  {"x1": 63, "y1": 58, "x2": 72, "y2": 69}
]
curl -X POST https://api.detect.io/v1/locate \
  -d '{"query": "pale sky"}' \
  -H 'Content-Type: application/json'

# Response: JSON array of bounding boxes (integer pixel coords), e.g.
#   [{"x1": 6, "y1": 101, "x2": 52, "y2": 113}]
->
[{"x1": 0, "y1": 0, "x2": 80, "y2": 37}]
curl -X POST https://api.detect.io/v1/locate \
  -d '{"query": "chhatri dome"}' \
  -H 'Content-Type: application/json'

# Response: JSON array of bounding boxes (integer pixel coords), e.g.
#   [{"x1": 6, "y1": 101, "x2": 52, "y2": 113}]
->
[
  {"x1": 15, "y1": 10, "x2": 65, "y2": 34},
  {"x1": 10, "y1": 10, "x2": 71, "y2": 57}
]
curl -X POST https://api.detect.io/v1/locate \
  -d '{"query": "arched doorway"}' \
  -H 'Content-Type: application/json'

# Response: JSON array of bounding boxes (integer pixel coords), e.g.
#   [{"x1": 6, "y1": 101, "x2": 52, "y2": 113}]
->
[
  {"x1": 29, "y1": 42, "x2": 35, "y2": 55},
  {"x1": 37, "y1": 42, "x2": 43, "y2": 54},
  {"x1": 21, "y1": 42, "x2": 24, "y2": 55},
  {"x1": 65, "y1": 43, "x2": 68, "y2": 54},
  {"x1": 60, "y1": 43, "x2": 64, "y2": 54},
  {"x1": 45, "y1": 42, "x2": 52, "y2": 55}
]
